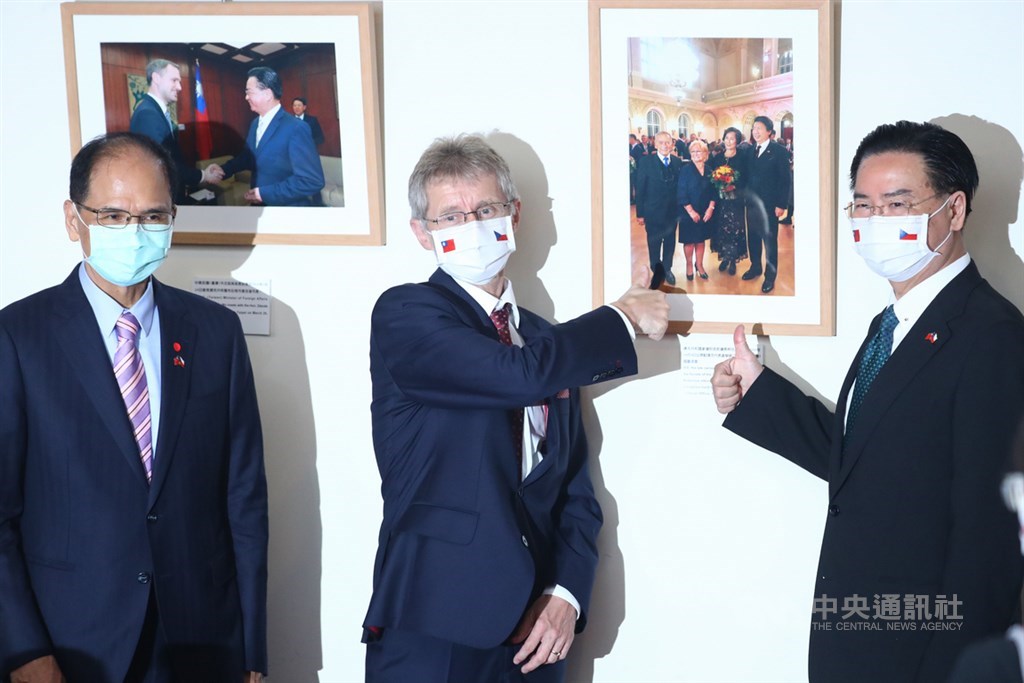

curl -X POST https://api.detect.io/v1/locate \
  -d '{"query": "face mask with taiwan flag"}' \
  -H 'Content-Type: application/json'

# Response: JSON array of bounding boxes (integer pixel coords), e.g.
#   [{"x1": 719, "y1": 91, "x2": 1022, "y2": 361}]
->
[
  {"x1": 849, "y1": 195, "x2": 952, "y2": 282},
  {"x1": 431, "y1": 215, "x2": 516, "y2": 285}
]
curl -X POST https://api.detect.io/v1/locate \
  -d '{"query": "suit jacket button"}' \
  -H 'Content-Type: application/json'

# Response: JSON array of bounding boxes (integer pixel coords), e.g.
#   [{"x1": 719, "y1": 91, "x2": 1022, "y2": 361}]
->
[
  {"x1": 828, "y1": 505, "x2": 839, "y2": 516},
  {"x1": 137, "y1": 572, "x2": 151, "y2": 584},
  {"x1": 146, "y1": 513, "x2": 158, "y2": 522},
  {"x1": 521, "y1": 535, "x2": 529, "y2": 548}
]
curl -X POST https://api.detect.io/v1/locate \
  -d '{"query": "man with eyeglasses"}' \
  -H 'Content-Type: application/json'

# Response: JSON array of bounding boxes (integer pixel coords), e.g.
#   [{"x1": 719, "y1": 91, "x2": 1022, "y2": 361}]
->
[
  {"x1": 0, "y1": 132, "x2": 268, "y2": 683},
  {"x1": 711, "y1": 120, "x2": 1024, "y2": 681},
  {"x1": 207, "y1": 66, "x2": 324, "y2": 207},
  {"x1": 363, "y1": 134, "x2": 669, "y2": 683},
  {"x1": 635, "y1": 130, "x2": 684, "y2": 285}
]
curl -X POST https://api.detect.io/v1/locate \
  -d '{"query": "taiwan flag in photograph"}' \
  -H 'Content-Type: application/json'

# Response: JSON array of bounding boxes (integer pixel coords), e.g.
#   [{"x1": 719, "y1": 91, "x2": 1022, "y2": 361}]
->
[{"x1": 441, "y1": 239, "x2": 456, "y2": 253}]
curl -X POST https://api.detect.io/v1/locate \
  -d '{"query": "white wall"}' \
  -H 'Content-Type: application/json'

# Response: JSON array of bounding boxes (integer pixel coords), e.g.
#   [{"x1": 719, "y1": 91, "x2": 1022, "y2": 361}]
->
[{"x1": 2, "y1": 1, "x2": 1022, "y2": 681}]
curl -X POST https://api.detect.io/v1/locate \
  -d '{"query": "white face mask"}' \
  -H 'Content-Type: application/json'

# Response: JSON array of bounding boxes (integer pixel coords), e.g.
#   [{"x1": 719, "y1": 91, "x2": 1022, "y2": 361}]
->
[
  {"x1": 849, "y1": 196, "x2": 952, "y2": 282},
  {"x1": 430, "y1": 215, "x2": 516, "y2": 285}
]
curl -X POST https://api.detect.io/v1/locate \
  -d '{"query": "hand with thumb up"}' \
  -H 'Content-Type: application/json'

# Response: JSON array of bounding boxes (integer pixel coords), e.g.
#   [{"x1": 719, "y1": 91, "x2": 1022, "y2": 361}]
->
[{"x1": 711, "y1": 325, "x2": 763, "y2": 414}]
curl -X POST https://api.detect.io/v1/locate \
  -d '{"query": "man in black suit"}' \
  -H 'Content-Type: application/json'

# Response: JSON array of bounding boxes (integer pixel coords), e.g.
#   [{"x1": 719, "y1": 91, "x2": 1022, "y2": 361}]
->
[
  {"x1": 743, "y1": 116, "x2": 791, "y2": 293},
  {"x1": 129, "y1": 60, "x2": 211, "y2": 203},
  {"x1": 634, "y1": 131, "x2": 683, "y2": 285},
  {"x1": 711, "y1": 120, "x2": 1024, "y2": 682},
  {"x1": 291, "y1": 97, "x2": 325, "y2": 147}
]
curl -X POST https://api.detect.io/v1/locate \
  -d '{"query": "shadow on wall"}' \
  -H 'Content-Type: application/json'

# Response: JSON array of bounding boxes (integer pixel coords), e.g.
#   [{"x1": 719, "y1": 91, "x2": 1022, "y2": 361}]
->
[
  {"x1": 931, "y1": 115, "x2": 1024, "y2": 313},
  {"x1": 165, "y1": 246, "x2": 323, "y2": 683},
  {"x1": 486, "y1": 131, "x2": 558, "y2": 323}
]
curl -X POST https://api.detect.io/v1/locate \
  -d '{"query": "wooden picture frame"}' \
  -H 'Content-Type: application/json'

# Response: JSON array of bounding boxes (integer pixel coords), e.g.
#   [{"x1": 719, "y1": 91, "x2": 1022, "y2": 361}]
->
[
  {"x1": 61, "y1": 2, "x2": 384, "y2": 246},
  {"x1": 590, "y1": 0, "x2": 835, "y2": 335}
]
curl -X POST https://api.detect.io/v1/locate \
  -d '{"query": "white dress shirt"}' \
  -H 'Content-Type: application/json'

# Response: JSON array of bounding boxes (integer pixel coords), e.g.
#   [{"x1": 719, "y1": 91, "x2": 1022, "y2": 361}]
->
[
  {"x1": 78, "y1": 263, "x2": 162, "y2": 461},
  {"x1": 255, "y1": 103, "x2": 281, "y2": 148},
  {"x1": 452, "y1": 276, "x2": 634, "y2": 620}
]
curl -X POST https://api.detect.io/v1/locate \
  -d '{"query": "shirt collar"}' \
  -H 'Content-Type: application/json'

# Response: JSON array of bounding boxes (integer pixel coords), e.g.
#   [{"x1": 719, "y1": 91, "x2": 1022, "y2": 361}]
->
[
  {"x1": 148, "y1": 93, "x2": 169, "y2": 116},
  {"x1": 259, "y1": 103, "x2": 281, "y2": 126},
  {"x1": 78, "y1": 262, "x2": 157, "y2": 338},
  {"x1": 890, "y1": 252, "x2": 971, "y2": 325},
  {"x1": 452, "y1": 276, "x2": 520, "y2": 328}
]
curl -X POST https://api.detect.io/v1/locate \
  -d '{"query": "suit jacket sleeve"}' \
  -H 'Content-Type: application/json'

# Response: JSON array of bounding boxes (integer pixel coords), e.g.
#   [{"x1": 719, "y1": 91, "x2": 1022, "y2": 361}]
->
[
  {"x1": 722, "y1": 367, "x2": 834, "y2": 481},
  {"x1": 221, "y1": 121, "x2": 256, "y2": 180},
  {"x1": 222, "y1": 313, "x2": 269, "y2": 674},
  {"x1": 635, "y1": 158, "x2": 649, "y2": 219},
  {"x1": 0, "y1": 321, "x2": 54, "y2": 675},
  {"x1": 917, "y1": 317, "x2": 1024, "y2": 679},
  {"x1": 257, "y1": 122, "x2": 325, "y2": 206},
  {"x1": 307, "y1": 115, "x2": 325, "y2": 146},
  {"x1": 371, "y1": 285, "x2": 637, "y2": 410},
  {"x1": 130, "y1": 102, "x2": 202, "y2": 188},
  {"x1": 553, "y1": 387, "x2": 603, "y2": 631},
  {"x1": 769, "y1": 144, "x2": 792, "y2": 210}
]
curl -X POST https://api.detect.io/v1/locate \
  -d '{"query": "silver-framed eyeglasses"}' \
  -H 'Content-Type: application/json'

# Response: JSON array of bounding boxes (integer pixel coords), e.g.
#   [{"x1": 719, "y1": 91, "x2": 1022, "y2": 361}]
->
[
  {"x1": 75, "y1": 202, "x2": 175, "y2": 231},
  {"x1": 425, "y1": 201, "x2": 513, "y2": 227},
  {"x1": 844, "y1": 192, "x2": 945, "y2": 220}
]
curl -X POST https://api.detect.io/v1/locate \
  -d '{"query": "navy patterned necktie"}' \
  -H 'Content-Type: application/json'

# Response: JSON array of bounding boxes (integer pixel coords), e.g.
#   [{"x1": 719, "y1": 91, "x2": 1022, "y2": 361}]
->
[{"x1": 846, "y1": 305, "x2": 899, "y2": 441}]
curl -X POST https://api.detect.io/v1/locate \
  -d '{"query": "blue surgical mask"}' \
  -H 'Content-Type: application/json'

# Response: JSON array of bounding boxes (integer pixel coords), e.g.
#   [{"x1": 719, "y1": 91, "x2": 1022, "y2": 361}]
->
[{"x1": 76, "y1": 208, "x2": 172, "y2": 286}]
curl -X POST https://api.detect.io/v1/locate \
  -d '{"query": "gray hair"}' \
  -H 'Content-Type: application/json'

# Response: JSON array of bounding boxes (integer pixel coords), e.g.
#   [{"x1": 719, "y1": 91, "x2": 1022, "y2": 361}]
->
[
  {"x1": 146, "y1": 59, "x2": 178, "y2": 85},
  {"x1": 688, "y1": 139, "x2": 709, "y2": 154},
  {"x1": 408, "y1": 134, "x2": 519, "y2": 220}
]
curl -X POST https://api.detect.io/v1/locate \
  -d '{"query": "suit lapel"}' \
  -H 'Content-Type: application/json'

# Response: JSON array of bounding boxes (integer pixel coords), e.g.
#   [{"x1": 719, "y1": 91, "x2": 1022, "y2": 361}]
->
[
  {"x1": 255, "y1": 109, "x2": 285, "y2": 160},
  {"x1": 52, "y1": 270, "x2": 150, "y2": 483},
  {"x1": 148, "y1": 280, "x2": 195, "y2": 507},
  {"x1": 516, "y1": 312, "x2": 563, "y2": 486},
  {"x1": 833, "y1": 264, "x2": 980, "y2": 493}
]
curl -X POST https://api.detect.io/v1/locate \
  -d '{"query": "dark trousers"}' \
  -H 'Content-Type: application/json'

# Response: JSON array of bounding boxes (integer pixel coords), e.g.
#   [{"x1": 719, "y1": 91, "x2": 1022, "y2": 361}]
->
[
  {"x1": 746, "y1": 193, "x2": 778, "y2": 280},
  {"x1": 365, "y1": 628, "x2": 567, "y2": 683},
  {"x1": 645, "y1": 220, "x2": 677, "y2": 272},
  {"x1": 124, "y1": 590, "x2": 173, "y2": 683}
]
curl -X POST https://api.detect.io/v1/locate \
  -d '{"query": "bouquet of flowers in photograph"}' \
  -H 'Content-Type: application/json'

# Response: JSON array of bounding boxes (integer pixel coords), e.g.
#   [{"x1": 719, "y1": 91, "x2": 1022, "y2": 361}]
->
[{"x1": 711, "y1": 164, "x2": 739, "y2": 200}]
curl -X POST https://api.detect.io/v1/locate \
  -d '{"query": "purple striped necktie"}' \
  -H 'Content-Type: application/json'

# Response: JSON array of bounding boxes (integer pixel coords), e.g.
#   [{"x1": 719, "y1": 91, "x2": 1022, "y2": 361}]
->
[{"x1": 114, "y1": 312, "x2": 153, "y2": 483}]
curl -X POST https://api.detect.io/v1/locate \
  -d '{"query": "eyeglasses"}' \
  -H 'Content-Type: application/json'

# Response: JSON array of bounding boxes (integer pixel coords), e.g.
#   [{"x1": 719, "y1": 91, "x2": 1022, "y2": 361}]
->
[
  {"x1": 844, "y1": 192, "x2": 945, "y2": 219},
  {"x1": 425, "y1": 201, "x2": 514, "y2": 227},
  {"x1": 75, "y1": 202, "x2": 175, "y2": 231}
]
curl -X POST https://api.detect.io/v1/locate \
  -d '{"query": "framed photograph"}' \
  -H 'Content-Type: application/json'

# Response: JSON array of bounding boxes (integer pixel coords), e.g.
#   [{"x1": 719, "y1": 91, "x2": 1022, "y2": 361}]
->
[
  {"x1": 590, "y1": 0, "x2": 834, "y2": 335},
  {"x1": 62, "y1": 2, "x2": 384, "y2": 246}
]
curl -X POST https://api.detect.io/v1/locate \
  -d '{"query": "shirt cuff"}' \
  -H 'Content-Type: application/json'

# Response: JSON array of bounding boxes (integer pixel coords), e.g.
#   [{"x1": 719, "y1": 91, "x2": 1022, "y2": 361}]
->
[
  {"x1": 604, "y1": 304, "x2": 637, "y2": 341},
  {"x1": 543, "y1": 584, "x2": 581, "y2": 620}
]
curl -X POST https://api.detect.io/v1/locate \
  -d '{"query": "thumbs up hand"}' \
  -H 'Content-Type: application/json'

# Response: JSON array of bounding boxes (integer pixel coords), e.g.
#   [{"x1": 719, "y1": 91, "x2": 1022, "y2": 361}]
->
[
  {"x1": 711, "y1": 325, "x2": 763, "y2": 414},
  {"x1": 612, "y1": 265, "x2": 670, "y2": 341}
]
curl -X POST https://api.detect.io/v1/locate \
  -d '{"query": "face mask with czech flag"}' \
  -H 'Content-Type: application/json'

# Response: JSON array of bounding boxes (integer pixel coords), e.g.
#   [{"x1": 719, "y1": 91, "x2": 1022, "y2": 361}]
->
[
  {"x1": 849, "y1": 196, "x2": 952, "y2": 282},
  {"x1": 431, "y1": 215, "x2": 516, "y2": 285}
]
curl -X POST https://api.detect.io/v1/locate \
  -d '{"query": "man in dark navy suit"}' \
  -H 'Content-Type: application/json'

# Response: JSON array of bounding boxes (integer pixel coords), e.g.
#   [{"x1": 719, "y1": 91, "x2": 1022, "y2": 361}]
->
[
  {"x1": 0, "y1": 133, "x2": 267, "y2": 683},
  {"x1": 291, "y1": 97, "x2": 325, "y2": 147},
  {"x1": 712, "y1": 121, "x2": 1024, "y2": 682},
  {"x1": 129, "y1": 59, "x2": 212, "y2": 203},
  {"x1": 634, "y1": 131, "x2": 684, "y2": 284},
  {"x1": 363, "y1": 134, "x2": 668, "y2": 683},
  {"x1": 742, "y1": 115, "x2": 792, "y2": 293},
  {"x1": 209, "y1": 67, "x2": 324, "y2": 207}
]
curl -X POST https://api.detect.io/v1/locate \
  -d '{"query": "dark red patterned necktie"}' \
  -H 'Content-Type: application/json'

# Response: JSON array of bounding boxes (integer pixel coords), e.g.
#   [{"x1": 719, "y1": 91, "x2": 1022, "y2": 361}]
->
[{"x1": 490, "y1": 304, "x2": 524, "y2": 480}]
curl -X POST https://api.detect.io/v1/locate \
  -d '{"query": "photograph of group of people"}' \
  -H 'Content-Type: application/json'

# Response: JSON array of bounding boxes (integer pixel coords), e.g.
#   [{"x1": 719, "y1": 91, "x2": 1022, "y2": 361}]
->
[
  {"x1": 626, "y1": 36, "x2": 795, "y2": 296},
  {"x1": 99, "y1": 41, "x2": 344, "y2": 208}
]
